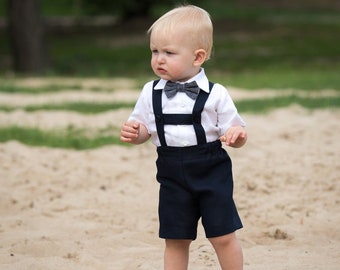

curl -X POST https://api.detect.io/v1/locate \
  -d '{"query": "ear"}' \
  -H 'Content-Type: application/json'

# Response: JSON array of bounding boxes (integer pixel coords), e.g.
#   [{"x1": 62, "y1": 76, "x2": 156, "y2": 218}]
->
[{"x1": 193, "y1": 49, "x2": 207, "y2": 66}]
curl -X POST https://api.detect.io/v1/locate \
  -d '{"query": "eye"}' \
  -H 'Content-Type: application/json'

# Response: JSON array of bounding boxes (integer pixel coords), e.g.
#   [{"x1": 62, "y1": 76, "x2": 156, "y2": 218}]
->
[
  {"x1": 151, "y1": 49, "x2": 158, "y2": 54},
  {"x1": 166, "y1": 51, "x2": 174, "y2": 55}
]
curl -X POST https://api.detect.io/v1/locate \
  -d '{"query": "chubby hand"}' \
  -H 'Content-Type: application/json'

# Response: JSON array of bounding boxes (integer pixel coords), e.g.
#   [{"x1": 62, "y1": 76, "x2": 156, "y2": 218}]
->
[
  {"x1": 220, "y1": 126, "x2": 247, "y2": 148},
  {"x1": 120, "y1": 121, "x2": 140, "y2": 143}
]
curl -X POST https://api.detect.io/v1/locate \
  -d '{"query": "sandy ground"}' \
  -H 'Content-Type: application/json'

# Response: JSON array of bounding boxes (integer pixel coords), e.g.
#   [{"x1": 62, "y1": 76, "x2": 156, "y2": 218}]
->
[{"x1": 0, "y1": 79, "x2": 339, "y2": 269}]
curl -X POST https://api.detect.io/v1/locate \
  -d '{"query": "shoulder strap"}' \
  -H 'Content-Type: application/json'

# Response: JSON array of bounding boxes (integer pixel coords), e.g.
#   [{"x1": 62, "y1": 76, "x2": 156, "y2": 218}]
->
[
  {"x1": 152, "y1": 80, "x2": 167, "y2": 146},
  {"x1": 191, "y1": 81, "x2": 214, "y2": 144}
]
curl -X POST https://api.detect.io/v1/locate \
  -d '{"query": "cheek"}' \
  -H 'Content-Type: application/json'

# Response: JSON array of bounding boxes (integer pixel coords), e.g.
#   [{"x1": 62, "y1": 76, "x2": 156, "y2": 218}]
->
[
  {"x1": 167, "y1": 59, "x2": 180, "y2": 69},
  {"x1": 150, "y1": 57, "x2": 157, "y2": 67}
]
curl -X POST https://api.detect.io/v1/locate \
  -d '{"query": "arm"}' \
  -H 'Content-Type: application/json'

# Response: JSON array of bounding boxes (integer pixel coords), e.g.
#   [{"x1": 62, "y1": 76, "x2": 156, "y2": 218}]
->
[
  {"x1": 120, "y1": 121, "x2": 150, "y2": 145},
  {"x1": 220, "y1": 125, "x2": 247, "y2": 148}
]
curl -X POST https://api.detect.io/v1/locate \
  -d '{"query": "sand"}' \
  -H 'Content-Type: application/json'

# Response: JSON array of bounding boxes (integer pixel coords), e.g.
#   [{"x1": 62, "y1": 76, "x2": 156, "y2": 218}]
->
[{"x1": 0, "y1": 79, "x2": 339, "y2": 269}]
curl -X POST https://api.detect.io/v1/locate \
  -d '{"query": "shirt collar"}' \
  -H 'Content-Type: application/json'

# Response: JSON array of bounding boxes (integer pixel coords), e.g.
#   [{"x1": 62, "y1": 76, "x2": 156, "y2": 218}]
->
[{"x1": 154, "y1": 68, "x2": 210, "y2": 93}]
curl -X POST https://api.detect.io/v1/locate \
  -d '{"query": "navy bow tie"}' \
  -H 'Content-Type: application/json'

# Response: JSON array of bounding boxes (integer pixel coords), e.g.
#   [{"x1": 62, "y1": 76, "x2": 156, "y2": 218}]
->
[{"x1": 164, "y1": 81, "x2": 200, "y2": 100}]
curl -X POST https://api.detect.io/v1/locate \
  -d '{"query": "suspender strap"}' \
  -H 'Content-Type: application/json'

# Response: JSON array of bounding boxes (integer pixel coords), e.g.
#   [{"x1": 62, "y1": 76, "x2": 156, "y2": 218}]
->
[
  {"x1": 192, "y1": 91, "x2": 209, "y2": 144},
  {"x1": 163, "y1": 114, "x2": 192, "y2": 125},
  {"x1": 152, "y1": 80, "x2": 167, "y2": 146},
  {"x1": 192, "y1": 81, "x2": 214, "y2": 144}
]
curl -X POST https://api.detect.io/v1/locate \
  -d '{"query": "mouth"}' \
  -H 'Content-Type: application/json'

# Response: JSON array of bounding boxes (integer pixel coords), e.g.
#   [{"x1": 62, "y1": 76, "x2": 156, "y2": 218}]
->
[{"x1": 157, "y1": 67, "x2": 166, "y2": 73}]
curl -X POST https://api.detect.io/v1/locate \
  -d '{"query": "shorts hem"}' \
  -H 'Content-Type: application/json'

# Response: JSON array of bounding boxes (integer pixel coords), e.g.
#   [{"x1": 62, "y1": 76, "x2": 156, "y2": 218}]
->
[{"x1": 205, "y1": 224, "x2": 243, "y2": 239}]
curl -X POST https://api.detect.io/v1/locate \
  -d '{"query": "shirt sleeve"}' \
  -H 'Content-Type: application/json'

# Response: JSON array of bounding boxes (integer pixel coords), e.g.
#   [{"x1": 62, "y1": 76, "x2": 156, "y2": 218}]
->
[
  {"x1": 127, "y1": 81, "x2": 153, "y2": 134},
  {"x1": 214, "y1": 83, "x2": 245, "y2": 136}
]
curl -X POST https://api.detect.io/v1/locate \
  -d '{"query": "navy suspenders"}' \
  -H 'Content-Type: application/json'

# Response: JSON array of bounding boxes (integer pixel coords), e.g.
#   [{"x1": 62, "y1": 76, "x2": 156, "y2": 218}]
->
[{"x1": 152, "y1": 80, "x2": 214, "y2": 147}]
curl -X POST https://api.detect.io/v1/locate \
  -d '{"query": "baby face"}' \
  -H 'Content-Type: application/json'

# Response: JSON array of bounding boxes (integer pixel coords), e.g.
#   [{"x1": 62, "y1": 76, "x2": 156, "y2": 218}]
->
[{"x1": 150, "y1": 31, "x2": 202, "y2": 82}]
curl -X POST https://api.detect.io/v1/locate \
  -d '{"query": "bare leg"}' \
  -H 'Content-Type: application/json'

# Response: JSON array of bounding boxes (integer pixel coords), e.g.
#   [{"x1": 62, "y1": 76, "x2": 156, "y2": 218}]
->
[
  {"x1": 164, "y1": 239, "x2": 192, "y2": 270},
  {"x1": 209, "y1": 232, "x2": 243, "y2": 270}
]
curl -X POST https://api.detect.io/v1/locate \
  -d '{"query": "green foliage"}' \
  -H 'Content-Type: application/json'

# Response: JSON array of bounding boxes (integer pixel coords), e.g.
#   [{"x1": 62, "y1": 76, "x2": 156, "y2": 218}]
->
[
  {"x1": 211, "y1": 69, "x2": 340, "y2": 90},
  {"x1": 236, "y1": 95, "x2": 340, "y2": 114},
  {"x1": 0, "y1": 0, "x2": 339, "y2": 89},
  {"x1": 0, "y1": 101, "x2": 135, "y2": 113},
  {"x1": 1, "y1": 1, "x2": 338, "y2": 150},
  {"x1": 0, "y1": 83, "x2": 82, "y2": 93},
  {"x1": 38, "y1": 0, "x2": 179, "y2": 17},
  {"x1": 49, "y1": 35, "x2": 150, "y2": 76},
  {"x1": 0, "y1": 94, "x2": 338, "y2": 115},
  {"x1": 42, "y1": 4, "x2": 339, "y2": 89},
  {"x1": 0, "y1": 126, "x2": 124, "y2": 149},
  {"x1": 0, "y1": 94, "x2": 338, "y2": 149},
  {"x1": 81, "y1": 0, "x2": 168, "y2": 17},
  {"x1": 40, "y1": 0, "x2": 84, "y2": 16}
]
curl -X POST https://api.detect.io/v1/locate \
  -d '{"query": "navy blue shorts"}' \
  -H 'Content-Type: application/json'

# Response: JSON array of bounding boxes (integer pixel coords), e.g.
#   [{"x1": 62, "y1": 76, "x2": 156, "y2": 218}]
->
[{"x1": 156, "y1": 140, "x2": 243, "y2": 240}]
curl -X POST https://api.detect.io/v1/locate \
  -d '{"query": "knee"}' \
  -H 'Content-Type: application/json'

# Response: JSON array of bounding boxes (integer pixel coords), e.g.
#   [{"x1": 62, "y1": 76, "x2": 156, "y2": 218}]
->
[
  {"x1": 165, "y1": 239, "x2": 192, "y2": 250},
  {"x1": 208, "y1": 232, "x2": 238, "y2": 249}
]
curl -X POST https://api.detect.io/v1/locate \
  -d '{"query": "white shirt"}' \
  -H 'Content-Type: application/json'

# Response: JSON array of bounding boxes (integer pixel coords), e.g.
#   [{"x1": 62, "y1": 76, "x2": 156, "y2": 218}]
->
[{"x1": 128, "y1": 69, "x2": 245, "y2": 147}]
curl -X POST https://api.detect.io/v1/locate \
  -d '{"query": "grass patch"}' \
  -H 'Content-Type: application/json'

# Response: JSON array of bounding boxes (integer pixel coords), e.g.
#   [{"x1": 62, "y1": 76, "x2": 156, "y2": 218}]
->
[
  {"x1": 0, "y1": 95, "x2": 338, "y2": 115},
  {"x1": 0, "y1": 94, "x2": 338, "y2": 149},
  {"x1": 0, "y1": 81, "x2": 132, "y2": 94},
  {"x1": 236, "y1": 95, "x2": 340, "y2": 113},
  {"x1": 24, "y1": 101, "x2": 135, "y2": 113},
  {"x1": 0, "y1": 126, "x2": 124, "y2": 149},
  {"x1": 0, "y1": 101, "x2": 135, "y2": 113},
  {"x1": 49, "y1": 36, "x2": 150, "y2": 77},
  {"x1": 43, "y1": 15, "x2": 339, "y2": 89},
  {"x1": 1, "y1": 3, "x2": 338, "y2": 90},
  {"x1": 0, "y1": 83, "x2": 83, "y2": 94},
  {"x1": 211, "y1": 69, "x2": 340, "y2": 90}
]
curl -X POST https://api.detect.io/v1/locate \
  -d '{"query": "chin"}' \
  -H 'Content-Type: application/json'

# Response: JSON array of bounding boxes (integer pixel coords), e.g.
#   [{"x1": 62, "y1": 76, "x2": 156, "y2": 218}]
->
[{"x1": 158, "y1": 75, "x2": 173, "y2": 81}]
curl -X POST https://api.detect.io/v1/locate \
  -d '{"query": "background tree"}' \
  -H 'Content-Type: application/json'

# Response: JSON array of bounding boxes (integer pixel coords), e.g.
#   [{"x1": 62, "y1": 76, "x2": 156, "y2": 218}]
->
[{"x1": 7, "y1": 0, "x2": 49, "y2": 74}]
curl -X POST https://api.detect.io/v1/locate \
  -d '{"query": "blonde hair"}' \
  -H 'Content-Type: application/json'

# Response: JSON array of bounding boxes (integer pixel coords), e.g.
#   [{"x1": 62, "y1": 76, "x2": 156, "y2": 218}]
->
[{"x1": 147, "y1": 5, "x2": 213, "y2": 60}]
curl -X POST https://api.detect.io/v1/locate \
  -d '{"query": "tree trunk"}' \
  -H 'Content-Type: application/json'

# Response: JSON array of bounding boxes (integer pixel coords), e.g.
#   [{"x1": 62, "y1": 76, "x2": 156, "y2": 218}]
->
[{"x1": 8, "y1": 0, "x2": 49, "y2": 74}]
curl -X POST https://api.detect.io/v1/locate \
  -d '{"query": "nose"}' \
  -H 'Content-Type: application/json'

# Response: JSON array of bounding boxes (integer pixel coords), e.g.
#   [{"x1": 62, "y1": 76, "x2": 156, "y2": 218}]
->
[{"x1": 156, "y1": 53, "x2": 165, "y2": 64}]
